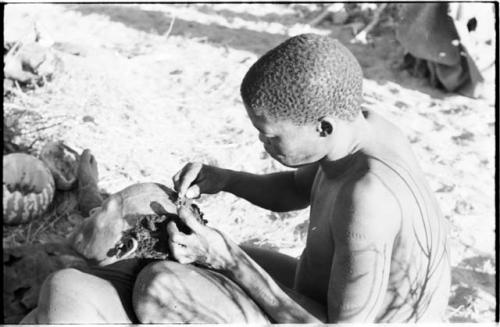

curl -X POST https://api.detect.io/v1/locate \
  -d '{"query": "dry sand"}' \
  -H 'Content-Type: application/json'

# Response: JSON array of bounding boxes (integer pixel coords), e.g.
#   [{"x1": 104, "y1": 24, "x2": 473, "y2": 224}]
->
[{"x1": 3, "y1": 3, "x2": 496, "y2": 322}]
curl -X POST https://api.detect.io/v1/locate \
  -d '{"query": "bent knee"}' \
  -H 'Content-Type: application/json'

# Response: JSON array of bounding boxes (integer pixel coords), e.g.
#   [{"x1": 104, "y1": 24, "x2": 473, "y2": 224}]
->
[
  {"x1": 37, "y1": 268, "x2": 87, "y2": 320},
  {"x1": 41, "y1": 268, "x2": 85, "y2": 295},
  {"x1": 133, "y1": 261, "x2": 202, "y2": 322},
  {"x1": 136, "y1": 261, "x2": 190, "y2": 289},
  {"x1": 133, "y1": 261, "x2": 187, "y2": 301},
  {"x1": 133, "y1": 262, "x2": 268, "y2": 323}
]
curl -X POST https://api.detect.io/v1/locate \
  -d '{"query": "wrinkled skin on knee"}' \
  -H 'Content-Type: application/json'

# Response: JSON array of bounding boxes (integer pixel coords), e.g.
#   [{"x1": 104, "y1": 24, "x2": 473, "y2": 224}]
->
[
  {"x1": 133, "y1": 261, "x2": 269, "y2": 324},
  {"x1": 36, "y1": 268, "x2": 132, "y2": 323},
  {"x1": 36, "y1": 269, "x2": 82, "y2": 323},
  {"x1": 69, "y1": 183, "x2": 179, "y2": 266}
]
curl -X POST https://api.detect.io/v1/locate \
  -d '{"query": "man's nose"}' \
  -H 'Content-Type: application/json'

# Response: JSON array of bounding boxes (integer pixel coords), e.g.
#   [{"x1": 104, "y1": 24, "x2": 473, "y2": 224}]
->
[{"x1": 258, "y1": 133, "x2": 268, "y2": 144}]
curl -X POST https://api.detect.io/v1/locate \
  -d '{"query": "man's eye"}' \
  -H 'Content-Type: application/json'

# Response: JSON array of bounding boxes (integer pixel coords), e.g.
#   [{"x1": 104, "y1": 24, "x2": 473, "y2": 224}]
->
[{"x1": 266, "y1": 136, "x2": 280, "y2": 143}]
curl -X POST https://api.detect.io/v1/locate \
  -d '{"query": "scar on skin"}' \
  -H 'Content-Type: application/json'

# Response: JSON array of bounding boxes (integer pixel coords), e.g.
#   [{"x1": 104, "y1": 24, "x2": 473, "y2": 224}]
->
[
  {"x1": 337, "y1": 301, "x2": 362, "y2": 312},
  {"x1": 346, "y1": 231, "x2": 368, "y2": 240},
  {"x1": 249, "y1": 275, "x2": 279, "y2": 306},
  {"x1": 256, "y1": 287, "x2": 279, "y2": 306},
  {"x1": 253, "y1": 279, "x2": 277, "y2": 303},
  {"x1": 345, "y1": 264, "x2": 355, "y2": 275}
]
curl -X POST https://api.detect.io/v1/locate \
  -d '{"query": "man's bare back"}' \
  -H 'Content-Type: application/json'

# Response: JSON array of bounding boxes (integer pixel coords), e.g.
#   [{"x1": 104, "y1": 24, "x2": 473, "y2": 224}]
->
[{"x1": 294, "y1": 110, "x2": 450, "y2": 322}]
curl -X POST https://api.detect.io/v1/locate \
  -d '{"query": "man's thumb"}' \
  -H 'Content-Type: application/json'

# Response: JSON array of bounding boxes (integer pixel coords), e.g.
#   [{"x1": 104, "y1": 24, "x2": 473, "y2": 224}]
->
[
  {"x1": 185, "y1": 185, "x2": 200, "y2": 199},
  {"x1": 177, "y1": 205, "x2": 203, "y2": 233}
]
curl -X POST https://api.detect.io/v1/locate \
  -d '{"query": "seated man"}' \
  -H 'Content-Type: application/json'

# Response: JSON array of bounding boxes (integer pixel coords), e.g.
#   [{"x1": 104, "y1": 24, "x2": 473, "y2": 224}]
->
[{"x1": 25, "y1": 34, "x2": 450, "y2": 323}]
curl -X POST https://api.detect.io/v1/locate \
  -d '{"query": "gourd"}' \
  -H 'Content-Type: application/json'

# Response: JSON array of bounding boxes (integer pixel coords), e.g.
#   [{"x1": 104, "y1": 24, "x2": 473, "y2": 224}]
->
[{"x1": 3, "y1": 153, "x2": 55, "y2": 225}]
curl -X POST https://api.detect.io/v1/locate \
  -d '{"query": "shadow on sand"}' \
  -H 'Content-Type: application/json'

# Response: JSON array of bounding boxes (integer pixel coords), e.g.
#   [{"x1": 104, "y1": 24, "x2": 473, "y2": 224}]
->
[
  {"x1": 66, "y1": 4, "x2": 289, "y2": 55},
  {"x1": 448, "y1": 254, "x2": 496, "y2": 322},
  {"x1": 65, "y1": 4, "x2": 452, "y2": 100}
]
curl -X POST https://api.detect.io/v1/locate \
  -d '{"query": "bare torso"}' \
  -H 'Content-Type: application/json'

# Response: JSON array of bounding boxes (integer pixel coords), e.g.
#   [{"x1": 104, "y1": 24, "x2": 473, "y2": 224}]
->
[{"x1": 294, "y1": 110, "x2": 450, "y2": 322}]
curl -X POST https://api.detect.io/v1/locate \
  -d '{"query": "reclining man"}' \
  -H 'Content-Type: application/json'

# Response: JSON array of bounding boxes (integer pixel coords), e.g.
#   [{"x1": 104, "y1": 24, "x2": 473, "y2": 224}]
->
[{"x1": 26, "y1": 34, "x2": 450, "y2": 323}]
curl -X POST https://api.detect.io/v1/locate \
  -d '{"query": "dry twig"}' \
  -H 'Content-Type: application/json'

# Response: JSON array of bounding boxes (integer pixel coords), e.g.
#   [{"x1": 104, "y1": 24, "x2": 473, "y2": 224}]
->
[
  {"x1": 351, "y1": 3, "x2": 388, "y2": 44},
  {"x1": 163, "y1": 16, "x2": 176, "y2": 39}
]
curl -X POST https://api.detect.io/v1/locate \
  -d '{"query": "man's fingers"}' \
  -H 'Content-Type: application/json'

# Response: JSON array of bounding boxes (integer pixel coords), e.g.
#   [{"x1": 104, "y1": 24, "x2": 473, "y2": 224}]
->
[
  {"x1": 172, "y1": 170, "x2": 181, "y2": 192},
  {"x1": 172, "y1": 162, "x2": 205, "y2": 197},
  {"x1": 167, "y1": 221, "x2": 188, "y2": 245},
  {"x1": 168, "y1": 236, "x2": 197, "y2": 264},
  {"x1": 178, "y1": 163, "x2": 202, "y2": 197},
  {"x1": 169, "y1": 242, "x2": 189, "y2": 263},
  {"x1": 177, "y1": 205, "x2": 204, "y2": 234},
  {"x1": 172, "y1": 165, "x2": 189, "y2": 194},
  {"x1": 167, "y1": 220, "x2": 179, "y2": 235}
]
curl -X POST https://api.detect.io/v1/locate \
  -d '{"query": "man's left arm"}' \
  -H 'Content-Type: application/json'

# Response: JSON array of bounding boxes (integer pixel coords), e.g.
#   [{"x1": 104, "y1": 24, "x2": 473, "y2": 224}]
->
[
  {"x1": 327, "y1": 173, "x2": 401, "y2": 322},
  {"x1": 167, "y1": 205, "x2": 324, "y2": 323}
]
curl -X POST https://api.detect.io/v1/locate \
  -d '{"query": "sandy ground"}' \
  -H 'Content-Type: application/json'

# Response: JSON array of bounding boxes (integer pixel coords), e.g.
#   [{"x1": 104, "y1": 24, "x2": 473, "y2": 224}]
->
[{"x1": 3, "y1": 3, "x2": 496, "y2": 322}]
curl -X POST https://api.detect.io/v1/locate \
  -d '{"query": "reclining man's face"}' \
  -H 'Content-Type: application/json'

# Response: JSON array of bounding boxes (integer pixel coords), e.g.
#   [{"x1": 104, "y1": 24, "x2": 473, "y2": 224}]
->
[
  {"x1": 247, "y1": 110, "x2": 327, "y2": 167},
  {"x1": 68, "y1": 183, "x2": 184, "y2": 265},
  {"x1": 69, "y1": 198, "x2": 135, "y2": 266}
]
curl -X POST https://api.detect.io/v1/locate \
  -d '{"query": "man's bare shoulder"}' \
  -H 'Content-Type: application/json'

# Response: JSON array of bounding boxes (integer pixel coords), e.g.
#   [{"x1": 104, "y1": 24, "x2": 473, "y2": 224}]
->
[
  {"x1": 332, "y1": 171, "x2": 401, "y2": 242},
  {"x1": 363, "y1": 110, "x2": 417, "y2": 164}
]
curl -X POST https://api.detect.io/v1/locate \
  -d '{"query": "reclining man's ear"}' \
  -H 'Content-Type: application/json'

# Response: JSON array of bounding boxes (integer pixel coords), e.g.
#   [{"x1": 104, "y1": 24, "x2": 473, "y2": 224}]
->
[
  {"x1": 120, "y1": 237, "x2": 138, "y2": 259},
  {"x1": 109, "y1": 237, "x2": 138, "y2": 260},
  {"x1": 317, "y1": 118, "x2": 334, "y2": 137},
  {"x1": 88, "y1": 206, "x2": 101, "y2": 217}
]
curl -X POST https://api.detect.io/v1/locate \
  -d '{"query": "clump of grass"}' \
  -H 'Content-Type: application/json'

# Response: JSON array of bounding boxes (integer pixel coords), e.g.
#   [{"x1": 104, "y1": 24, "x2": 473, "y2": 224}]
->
[
  {"x1": 3, "y1": 190, "x2": 81, "y2": 248},
  {"x1": 3, "y1": 108, "x2": 38, "y2": 155},
  {"x1": 3, "y1": 44, "x2": 81, "y2": 248}
]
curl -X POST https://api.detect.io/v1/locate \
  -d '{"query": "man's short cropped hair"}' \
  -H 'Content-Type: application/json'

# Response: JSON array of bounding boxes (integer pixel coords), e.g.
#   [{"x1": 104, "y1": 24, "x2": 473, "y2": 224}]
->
[{"x1": 240, "y1": 34, "x2": 363, "y2": 125}]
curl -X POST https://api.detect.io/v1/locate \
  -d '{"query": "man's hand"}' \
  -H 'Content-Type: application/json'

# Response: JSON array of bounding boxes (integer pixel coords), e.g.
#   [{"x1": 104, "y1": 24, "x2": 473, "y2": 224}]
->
[
  {"x1": 167, "y1": 205, "x2": 321, "y2": 323},
  {"x1": 172, "y1": 163, "x2": 230, "y2": 199},
  {"x1": 167, "y1": 205, "x2": 235, "y2": 270}
]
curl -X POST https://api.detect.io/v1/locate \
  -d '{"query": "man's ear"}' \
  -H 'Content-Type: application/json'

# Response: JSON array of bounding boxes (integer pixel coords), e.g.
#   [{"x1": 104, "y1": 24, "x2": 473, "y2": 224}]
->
[
  {"x1": 316, "y1": 117, "x2": 334, "y2": 137},
  {"x1": 117, "y1": 237, "x2": 138, "y2": 259}
]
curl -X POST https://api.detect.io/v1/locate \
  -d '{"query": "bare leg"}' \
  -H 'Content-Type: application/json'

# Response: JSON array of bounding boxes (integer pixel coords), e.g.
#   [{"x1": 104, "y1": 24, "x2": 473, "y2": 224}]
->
[
  {"x1": 241, "y1": 245, "x2": 298, "y2": 288},
  {"x1": 134, "y1": 250, "x2": 327, "y2": 323},
  {"x1": 19, "y1": 308, "x2": 38, "y2": 324},
  {"x1": 133, "y1": 261, "x2": 270, "y2": 323},
  {"x1": 242, "y1": 246, "x2": 327, "y2": 321},
  {"x1": 34, "y1": 268, "x2": 132, "y2": 323}
]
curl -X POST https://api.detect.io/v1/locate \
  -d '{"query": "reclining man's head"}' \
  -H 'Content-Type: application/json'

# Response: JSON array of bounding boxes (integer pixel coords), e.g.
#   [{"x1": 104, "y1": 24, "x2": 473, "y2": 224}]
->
[
  {"x1": 114, "y1": 205, "x2": 206, "y2": 261},
  {"x1": 68, "y1": 183, "x2": 204, "y2": 266}
]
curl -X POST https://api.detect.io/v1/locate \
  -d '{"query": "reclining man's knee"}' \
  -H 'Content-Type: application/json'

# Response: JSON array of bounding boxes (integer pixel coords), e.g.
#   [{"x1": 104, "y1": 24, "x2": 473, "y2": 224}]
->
[
  {"x1": 37, "y1": 268, "x2": 83, "y2": 322},
  {"x1": 133, "y1": 261, "x2": 190, "y2": 322},
  {"x1": 36, "y1": 268, "x2": 132, "y2": 323},
  {"x1": 133, "y1": 261, "x2": 268, "y2": 323}
]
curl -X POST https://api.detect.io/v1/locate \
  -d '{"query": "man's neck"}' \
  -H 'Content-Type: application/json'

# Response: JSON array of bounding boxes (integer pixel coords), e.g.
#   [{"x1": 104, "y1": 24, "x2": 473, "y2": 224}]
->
[{"x1": 319, "y1": 114, "x2": 372, "y2": 179}]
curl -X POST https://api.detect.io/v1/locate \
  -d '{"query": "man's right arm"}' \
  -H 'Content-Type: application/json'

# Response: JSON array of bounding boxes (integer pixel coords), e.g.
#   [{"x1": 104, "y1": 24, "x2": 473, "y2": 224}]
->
[
  {"x1": 173, "y1": 162, "x2": 318, "y2": 212},
  {"x1": 224, "y1": 163, "x2": 318, "y2": 212}
]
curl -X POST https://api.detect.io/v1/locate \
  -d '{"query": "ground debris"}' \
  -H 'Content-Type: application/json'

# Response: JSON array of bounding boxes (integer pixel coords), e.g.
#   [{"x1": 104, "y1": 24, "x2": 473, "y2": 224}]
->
[{"x1": 3, "y1": 242, "x2": 87, "y2": 323}]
